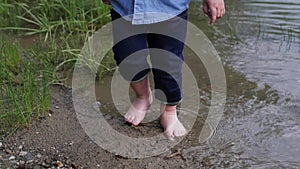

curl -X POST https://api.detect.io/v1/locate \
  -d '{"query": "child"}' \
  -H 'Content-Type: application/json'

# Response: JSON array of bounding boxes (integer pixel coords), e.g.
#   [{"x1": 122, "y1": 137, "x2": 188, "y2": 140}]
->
[{"x1": 103, "y1": 0, "x2": 225, "y2": 139}]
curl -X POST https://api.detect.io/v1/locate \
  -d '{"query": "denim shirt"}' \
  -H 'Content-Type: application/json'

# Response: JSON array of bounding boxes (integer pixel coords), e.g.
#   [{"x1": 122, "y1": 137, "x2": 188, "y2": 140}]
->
[{"x1": 111, "y1": 0, "x2": 190, "y2": 25}]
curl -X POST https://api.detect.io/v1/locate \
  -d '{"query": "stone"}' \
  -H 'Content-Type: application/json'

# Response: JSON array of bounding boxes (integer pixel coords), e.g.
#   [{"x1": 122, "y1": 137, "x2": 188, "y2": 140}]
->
[
  {"x1": 54, "y1": 161, "x2": 64, "y2": 168},
  {"x1": 45, "y1": 158, "x2": 52, "y2": 164},
  {"x1": 27, "y1": 159, "x2": 34, "y2": 164},
  {"x1": 19, "y1": 160, "x2": 26, "y2": 169},
  {"x1": 19, "y1": 151, "x2": 28, "y2": 157},
  {"x1": 9, "y1": 155, "x2": 16, "y2": 160},
  {"x1": 32, "y1": 165, "x2": 40, "y2": 169},
  {"x1": 92, "y1": 101, "x2": 101, "y2": 110},
  {"x1": 25, "y1": 152, "x2": 34, "y2": 160},
  {"x1": 36, "y1": 153, "x2": 42, "y2": 158},
  {"x1": 10, "y1": 160, "x2": 17, "y2": 164},
  {"x1": 41, "y1": 162, "x2": 50, "y2": 168},
  {"x1": 6, "y1": 149, "x2": 13, "y2": 154},
  {"x1": 68, "y1": 141, "x2": 74, "y2": 146}
]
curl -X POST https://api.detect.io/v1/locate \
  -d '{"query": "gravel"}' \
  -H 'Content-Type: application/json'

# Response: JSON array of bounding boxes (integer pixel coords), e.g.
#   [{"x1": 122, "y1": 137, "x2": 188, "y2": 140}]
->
[{"x1": 0, "y1": 141, "x2": 81, "y2": 169}]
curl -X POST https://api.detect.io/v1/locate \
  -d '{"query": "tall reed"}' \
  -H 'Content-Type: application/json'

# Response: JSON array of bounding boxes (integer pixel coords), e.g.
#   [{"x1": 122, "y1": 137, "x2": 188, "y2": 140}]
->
[{"x1": 0, "y1": 0, "x2": 114, "y2": 135}]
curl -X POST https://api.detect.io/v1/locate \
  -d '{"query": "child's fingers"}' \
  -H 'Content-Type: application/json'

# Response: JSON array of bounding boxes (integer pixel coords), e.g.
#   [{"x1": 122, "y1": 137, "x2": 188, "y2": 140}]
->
[
  {"x1": 203, "y1": 0, "x2": 225, "y2": 24},
  {"x1": 209, "y1": 8, "x2": 217, "y2": 24},
  {"x1": 217, "y1": 8, "x2": 223, "y2": 18},
  {"x1": 219, "y1": 8, "x2": 226, "y2": 18},
  {"x1": 222, "y1": 9, "x2": 225, "y2": 17},
  {"x1": 203, "y1": 3, "x2": 209, "y2": 16}
]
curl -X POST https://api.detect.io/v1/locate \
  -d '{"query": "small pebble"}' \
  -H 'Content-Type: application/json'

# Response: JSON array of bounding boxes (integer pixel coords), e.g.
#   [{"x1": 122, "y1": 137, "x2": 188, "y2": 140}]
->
[
  {"x1": 19, "y1": 151, "x2": 28, "y2": 157},
  {"x1": 104, "y1": 115, "x2": 112, "y2": 120},
  {"x1": 6, "y1": 149, "x2": 13, "y2": 154},
  {"x1": 19, "y1": 160, "x2": 26, "y2": 169},
  {"x1": 9, "y1": 155, "x2": 16, "y2": 160},
  {"x1": 27, "y1": 159, "x2": 34, "y2": 163},
  {"x1": 92, "y1": 101, "x2": 101, "y2": 111},
  {"x1": 36, "y1": 153, "x2": 42, "y2": 158},
  {"x1": 32, "y1": 165, "x2": 40, "y2": 169},
  {"x1": 25, "y1": 152, "x2": 34, "y2": 160},
  {"x1": 10, "y1": 160, "x2": 17, "y2": 164},
  {"x1": 54, "y1": 161, "x2": 64, "y2": 168},
  {"x1": 71, "y1": 163, "x2": 80, "y2": 169},
  {"x1": 45, "y1": 158, "x2": 52, "y2": 164},
  {"x1": 55, "y1": 106, "x2": 60, "y2": 109},
  {"x1": 69, "y1": 141, "x2": 74, "y2": 146},
  {"x1": 41, "y1": 162, "x2": 50, "y2": 168},
  {"x1": 41, "y1": 162, "x2": 47, "y2": 166},
  {"x1": 0, "y1": 142, "x2": 2, "y2": 148},
  {"x1": 18, "y1": 145, "x2": 23, "y2": 150},
  {"x1": 0, "y1": 155, "x2": 3, "y2": 160}
]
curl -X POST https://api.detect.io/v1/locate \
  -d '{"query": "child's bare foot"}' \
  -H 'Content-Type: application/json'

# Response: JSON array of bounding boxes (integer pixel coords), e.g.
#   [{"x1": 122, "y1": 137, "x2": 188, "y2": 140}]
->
[
  {"x1": 124, "y1": 77, "x2": 152, "y2": 126},
  {"x1": 160, "y1": 105, "x2": 187, "y2": 140},
  {"x1": 125, "y1": 92, "x2": 152, "y2": 126}
]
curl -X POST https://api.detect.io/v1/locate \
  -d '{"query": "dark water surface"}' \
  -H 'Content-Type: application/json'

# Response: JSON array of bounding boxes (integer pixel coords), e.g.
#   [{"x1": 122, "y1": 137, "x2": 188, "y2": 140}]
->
[
  {"x1": 67, "y1": 0, "x2": 300, "y2": 167},
  {"x1": 182, "y1": 0, "x2": 300, "y2": 168}
]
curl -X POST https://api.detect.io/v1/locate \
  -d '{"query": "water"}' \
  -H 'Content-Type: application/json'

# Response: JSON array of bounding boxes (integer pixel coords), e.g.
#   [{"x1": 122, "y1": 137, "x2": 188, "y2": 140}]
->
[
  {"x1": 226, "y1": 0, "x2": 300, "y2": 97},
  {"x1": 67, "y1": 0, "x2": 300, "y2": 167},
  {"x1": 181, "y1": 0, "x2": 300, "y2": 168}
]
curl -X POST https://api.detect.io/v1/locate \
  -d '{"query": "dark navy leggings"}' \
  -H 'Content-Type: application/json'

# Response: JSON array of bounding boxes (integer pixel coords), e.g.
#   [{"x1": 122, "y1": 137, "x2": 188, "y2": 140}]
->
[{"x1": 111, "y1": 9, "x2": 188, "y2": 105}]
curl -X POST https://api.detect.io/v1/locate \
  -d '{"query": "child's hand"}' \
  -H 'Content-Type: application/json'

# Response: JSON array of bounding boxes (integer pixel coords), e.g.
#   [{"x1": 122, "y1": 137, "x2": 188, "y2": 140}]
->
[
  {"x1": 203, "y1": 0, "x2": 225, "y2": 24},
  {"x1": 102, "y1": 0, "x2": 111, "y2": 5}
]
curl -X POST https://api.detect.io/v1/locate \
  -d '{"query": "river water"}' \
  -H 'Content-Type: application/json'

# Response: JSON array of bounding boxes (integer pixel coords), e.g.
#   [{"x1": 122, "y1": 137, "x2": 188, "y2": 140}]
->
[
  {"x1": 180, "y1": 0, "x2": 300, "y2": 168},
  {"x1": 77, "y1": 0, "x2": 300, "y2": 167},
  {"x1": 3, "y1": 0, "x2": 298, "y2": 167}
]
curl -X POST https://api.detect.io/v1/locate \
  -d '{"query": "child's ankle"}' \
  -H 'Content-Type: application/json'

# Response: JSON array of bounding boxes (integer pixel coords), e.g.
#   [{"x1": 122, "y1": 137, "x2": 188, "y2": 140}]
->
[
  {"x1": 136, "y1": 93, "x2": 150, "y2": 100},
  {"x1": 161, "y1": 105, "x2": 176, "y2": 114},
  {"x1": 136, "y1": 88, "x2": 152, "y2": 100}
]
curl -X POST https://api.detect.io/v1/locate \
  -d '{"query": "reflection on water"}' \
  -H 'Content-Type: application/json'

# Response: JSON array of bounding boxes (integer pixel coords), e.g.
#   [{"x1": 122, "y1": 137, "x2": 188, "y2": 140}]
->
[
  {"x1": 206, "y1": 0, "x2": 300, "y2": 96},
  {"x1": 228, "y1": 0, "x2": 300, "y2": 97},
  {"x1": 185, "y1": 0, "x2": 300, "y2": 168},
  {"x1": 88, "y1": 0, "x2": 299, "y2": 167}
]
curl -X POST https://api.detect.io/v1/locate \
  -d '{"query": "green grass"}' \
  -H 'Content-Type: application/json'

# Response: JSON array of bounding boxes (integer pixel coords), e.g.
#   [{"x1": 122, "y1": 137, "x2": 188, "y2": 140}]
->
[
  {"x1": 0, "y1": 37, "x2": 51, "y2": 134},
  {"x1": 0, "y1": 0, "x2": 115, "y2": 136},
  {"x1": 1, "y1": 0, "x2": 111, "y2": 39}
]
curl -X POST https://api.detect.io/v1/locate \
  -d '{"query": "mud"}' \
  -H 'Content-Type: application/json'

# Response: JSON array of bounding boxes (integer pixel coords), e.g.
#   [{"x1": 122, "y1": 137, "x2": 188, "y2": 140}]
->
[{"x1": 0, "y1": 85, "x2": 193, "y2": 169}]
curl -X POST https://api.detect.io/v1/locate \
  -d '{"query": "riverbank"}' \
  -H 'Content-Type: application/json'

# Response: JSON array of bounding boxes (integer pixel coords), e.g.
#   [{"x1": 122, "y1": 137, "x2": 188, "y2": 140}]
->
[
  {"x1": 0, "y1": 0, "x2": 113, "y2": 135},
  {"x1": 1, "y1": 65, "x2": 296, "y2": 168},
  {"x1": 0, "y1": 85, "x2": 190, "y2": 169}
]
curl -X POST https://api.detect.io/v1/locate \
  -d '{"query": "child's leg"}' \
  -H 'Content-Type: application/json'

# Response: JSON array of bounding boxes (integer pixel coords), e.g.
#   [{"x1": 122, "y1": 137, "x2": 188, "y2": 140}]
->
[
  {"x1": 147, "y1": 10, "x2": 188, "y2": 138},
  {"x1": 160, "y1": 104, "x2": 187, "y2": 139},
  {"x1": 125, "y1": 76, "x2": 152, "y2": 126},
  {"x1": 111, "y1": 9, "x2": 152, "y2": 125}
]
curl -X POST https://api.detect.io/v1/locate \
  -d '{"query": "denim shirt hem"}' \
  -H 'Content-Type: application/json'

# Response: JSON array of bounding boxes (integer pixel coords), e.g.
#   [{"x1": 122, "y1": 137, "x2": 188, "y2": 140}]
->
[
  {"x1": 111, "y1": 0, "x2": 190, "y2": 25},
  {"x1": 132, "y1": 8, "x2": 188, "y2": 25}
]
